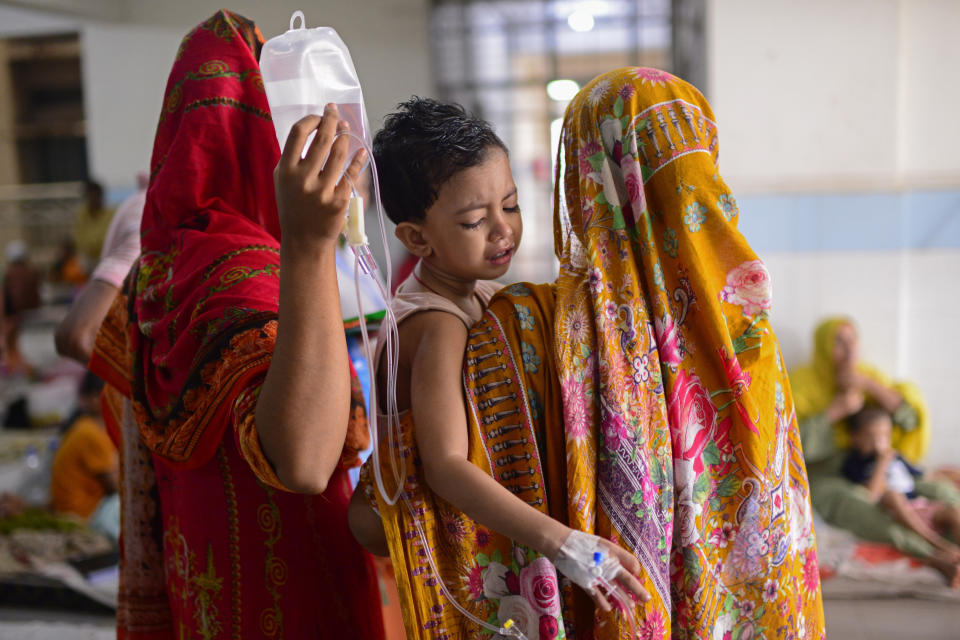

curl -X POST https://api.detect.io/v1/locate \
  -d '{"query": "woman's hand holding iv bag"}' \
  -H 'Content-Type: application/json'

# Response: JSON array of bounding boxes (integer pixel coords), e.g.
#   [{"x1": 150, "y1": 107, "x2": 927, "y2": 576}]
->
[{"x1": 274, "y1": 107, "x2": 367, "y2": 250}]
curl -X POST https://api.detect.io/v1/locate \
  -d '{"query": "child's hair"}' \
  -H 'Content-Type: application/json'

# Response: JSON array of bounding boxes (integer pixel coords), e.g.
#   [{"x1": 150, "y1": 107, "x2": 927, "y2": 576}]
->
[
  {"x1": 373, "y1": 97, "x2": 507, "y2": 225},
  {"x1": 848, "y1": 405, "x2": 890, "y2": 434}
]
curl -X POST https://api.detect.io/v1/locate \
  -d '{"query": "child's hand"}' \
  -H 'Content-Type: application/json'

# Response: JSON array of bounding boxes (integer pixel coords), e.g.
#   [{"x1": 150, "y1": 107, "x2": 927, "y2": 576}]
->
[
  {"x1": 593, "y1": 538, "x2": 651, "y2": 611},
  {"x1": 827, "y1": 388, "x2": 864, "y2": 422},
  {"x1": 274, "y1": 104, "x2": 367, "y2": 252},
  {"x1": 553, "y1": 530, "x2": 651, "y2": 612}
]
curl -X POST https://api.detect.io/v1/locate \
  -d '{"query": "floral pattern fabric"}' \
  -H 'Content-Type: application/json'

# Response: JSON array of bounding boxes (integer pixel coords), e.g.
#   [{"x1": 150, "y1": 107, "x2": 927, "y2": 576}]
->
[
  {"x1": 361, "y1": 67, "x2": 824, "y2": 640},
  {"x1": 552, "y1": 67, "x2": 824, "y2": 639},
  {"x1": 358, "y1": 287, "x2": 572, "y2": 640}
]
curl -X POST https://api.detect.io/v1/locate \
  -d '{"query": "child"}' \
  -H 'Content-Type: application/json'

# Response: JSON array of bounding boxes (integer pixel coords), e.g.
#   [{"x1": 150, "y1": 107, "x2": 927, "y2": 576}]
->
[
  {"x1": 842, "y1": 406, "x2": 960, "y2": 575},
  {"x1": 348, "y1": 98, "x2": 647, "y2": 622}
]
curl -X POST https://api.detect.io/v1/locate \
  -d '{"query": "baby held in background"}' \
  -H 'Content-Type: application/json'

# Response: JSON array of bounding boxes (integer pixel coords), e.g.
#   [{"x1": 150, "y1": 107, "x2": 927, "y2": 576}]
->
[
  {"x1": 842, "y1": 406, "x2": 960, "y2": 584},
  {"x1": 348, "y1": 98, "x2": 648, "y2": 621}
]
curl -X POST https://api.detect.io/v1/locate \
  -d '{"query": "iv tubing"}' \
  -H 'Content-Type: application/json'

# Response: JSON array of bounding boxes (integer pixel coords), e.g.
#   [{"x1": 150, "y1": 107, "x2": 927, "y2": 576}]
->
[
  {"x1": 339, "y1": 131, "x2": 405, "y2": 508},
  {"x1": 597, "y1": 576, "x2": 638, "y2": 639}
]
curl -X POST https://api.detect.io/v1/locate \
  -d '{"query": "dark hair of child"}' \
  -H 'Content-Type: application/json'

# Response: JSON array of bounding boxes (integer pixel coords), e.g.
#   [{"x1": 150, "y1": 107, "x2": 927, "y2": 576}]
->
[
  {"x1": 373, "y1": 97, "x2": 507, "y2": 225},
  {"x1": 847, "y1": 405, "x2": 890, "y2": 434}
]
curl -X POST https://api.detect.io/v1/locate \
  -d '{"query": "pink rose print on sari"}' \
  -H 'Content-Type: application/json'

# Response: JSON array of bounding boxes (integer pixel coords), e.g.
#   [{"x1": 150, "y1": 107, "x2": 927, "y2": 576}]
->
[
  {"x1": 668, "y1": 370, "x2": 718, "y2": 476},
  {"x1": 668, "y1": 369, "x2": 718, "y2": 546},
  {"x1": 719, "y1": 260, "x2": 772, "y2": 317},
  {"x1": 519, "y1": 557, "x2": 562, "y2": 618}
]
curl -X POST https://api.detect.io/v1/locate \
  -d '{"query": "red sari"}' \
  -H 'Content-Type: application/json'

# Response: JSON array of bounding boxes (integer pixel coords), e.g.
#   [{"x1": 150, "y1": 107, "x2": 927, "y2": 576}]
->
[{"x1": 90, "y1": 11, "x2": 382, "y2": 639}]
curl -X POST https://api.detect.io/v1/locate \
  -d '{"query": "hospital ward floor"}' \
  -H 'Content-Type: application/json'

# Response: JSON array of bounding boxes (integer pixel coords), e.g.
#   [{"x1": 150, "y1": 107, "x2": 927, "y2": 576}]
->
[{"x1": 1, "y1": 596, "x2": 958, "y2": 639}]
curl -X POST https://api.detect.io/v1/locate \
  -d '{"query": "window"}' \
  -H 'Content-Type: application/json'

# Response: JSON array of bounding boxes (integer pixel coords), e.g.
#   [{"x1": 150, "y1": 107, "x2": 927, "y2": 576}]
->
[
  {"x1": 0, "y1": 33, "x2": 86, "y2": 264},
  {"x1": 430, "y1": 0, "x2": 704, "y2": 282}
]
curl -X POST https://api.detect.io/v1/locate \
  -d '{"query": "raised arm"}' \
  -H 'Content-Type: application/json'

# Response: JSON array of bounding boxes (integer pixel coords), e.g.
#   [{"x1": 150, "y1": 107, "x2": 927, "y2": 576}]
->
[{"x1": 255, "y1": 106, "x2": 367, "y2": 493}]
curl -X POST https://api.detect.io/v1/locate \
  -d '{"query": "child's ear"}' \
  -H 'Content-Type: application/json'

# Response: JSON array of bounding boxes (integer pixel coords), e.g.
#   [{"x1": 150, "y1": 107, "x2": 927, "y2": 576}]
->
[{"x1": 395, "y1": 222, "x2": 433, "y2": 257}]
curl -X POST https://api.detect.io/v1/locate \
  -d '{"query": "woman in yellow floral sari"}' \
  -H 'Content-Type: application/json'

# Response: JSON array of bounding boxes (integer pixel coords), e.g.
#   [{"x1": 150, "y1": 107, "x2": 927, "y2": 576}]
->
[{"x1": 356, "y1": 68, "x2": 824, "y2": 639}]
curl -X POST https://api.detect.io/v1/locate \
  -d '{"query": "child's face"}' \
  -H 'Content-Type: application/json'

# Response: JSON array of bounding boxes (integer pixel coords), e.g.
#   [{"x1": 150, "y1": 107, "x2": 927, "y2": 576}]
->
[
  {"x1": 414, "y1": 147, "x2": 522, "y2": 281},
  {"x1": 851, "y1": 416, "x2": 892, "y2": 456}
]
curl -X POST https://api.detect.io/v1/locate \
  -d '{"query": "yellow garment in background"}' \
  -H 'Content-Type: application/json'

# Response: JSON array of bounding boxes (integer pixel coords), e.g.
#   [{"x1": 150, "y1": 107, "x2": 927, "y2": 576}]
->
[
  {"x1": 788, "y1": 316, "x2": 929, "y2": 462},
  {"x1": 73, "y1": 205, "x2": 114, "y2": 262},
  {"x1": 50, "y1": 416, "x2": 117, "y2": 519}
]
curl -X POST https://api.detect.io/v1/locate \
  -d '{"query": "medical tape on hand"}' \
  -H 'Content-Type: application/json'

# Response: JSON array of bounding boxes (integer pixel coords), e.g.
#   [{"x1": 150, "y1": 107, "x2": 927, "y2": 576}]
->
[{"x1": 553, "y1": 530, "x2": 622, "y2": 591}]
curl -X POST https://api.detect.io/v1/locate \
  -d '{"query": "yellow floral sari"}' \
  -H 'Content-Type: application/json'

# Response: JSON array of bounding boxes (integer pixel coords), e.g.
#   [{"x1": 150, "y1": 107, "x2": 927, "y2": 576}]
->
[{"x1": 361, "y1": 68, "x2": 824, "y2": 640}]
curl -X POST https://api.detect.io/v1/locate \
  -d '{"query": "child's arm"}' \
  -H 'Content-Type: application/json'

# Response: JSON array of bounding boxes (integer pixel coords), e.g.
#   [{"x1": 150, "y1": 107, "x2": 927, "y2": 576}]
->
[
  {"x1": 348, "y1": 487, "x2": 390, "y2": 557},
  {"x1": 865, "y1": 449, "x2": 895, "y2": 502},
  {"x1": 406, "y1": 311, "x2": 649, "y2": 610}
]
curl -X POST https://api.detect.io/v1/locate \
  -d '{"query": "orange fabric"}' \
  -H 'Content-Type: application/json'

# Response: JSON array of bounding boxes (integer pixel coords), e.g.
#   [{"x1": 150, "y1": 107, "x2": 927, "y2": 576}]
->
[
  {"x1": 50, "y1": 416, "x2": 118, "y2": 519},
  {"x1": 233, "y1": 364, "x2": 370, "y2": 490}
]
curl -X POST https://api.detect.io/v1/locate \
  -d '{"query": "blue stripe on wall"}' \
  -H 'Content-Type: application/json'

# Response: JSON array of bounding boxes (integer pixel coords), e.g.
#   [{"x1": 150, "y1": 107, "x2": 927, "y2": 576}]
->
[{"x1": 736, "y1": 190, "x2": 960, "y2": 252}]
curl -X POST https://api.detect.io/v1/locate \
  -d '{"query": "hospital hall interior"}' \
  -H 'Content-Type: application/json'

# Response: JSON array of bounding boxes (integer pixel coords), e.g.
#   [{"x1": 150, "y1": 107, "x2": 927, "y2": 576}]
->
[{"x1": 0, "y1": 1, "x2": 959, "y2": 639}]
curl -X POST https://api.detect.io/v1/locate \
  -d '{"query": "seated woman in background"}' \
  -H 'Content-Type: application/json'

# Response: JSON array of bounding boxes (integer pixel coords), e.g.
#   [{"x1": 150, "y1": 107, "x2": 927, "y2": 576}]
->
[{"x1": 791, "y1": 317, "x2": 960, "y2": 584}]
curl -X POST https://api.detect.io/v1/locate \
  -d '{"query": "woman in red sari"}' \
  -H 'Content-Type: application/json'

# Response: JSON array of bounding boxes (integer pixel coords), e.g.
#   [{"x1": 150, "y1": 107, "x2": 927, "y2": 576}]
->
[{"x1": 90, "y1": 11, "x2": 382, "y2": 639}]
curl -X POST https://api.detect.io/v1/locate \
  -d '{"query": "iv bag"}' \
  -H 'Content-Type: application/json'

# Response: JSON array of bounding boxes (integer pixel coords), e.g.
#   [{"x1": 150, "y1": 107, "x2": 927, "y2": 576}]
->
[{"x1": 260, "y1": 11, "x2": 371, "y2": 162}]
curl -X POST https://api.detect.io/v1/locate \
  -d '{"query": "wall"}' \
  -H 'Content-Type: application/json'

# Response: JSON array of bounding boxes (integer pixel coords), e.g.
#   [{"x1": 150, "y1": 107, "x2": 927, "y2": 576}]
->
[
  {"x1": 1, "y1": 0, "x2": 432, "y2": 196},
  {"x1": 114, "y1": 0, "x2": 433, "y2": 192},
  {"x1": 5, "y1": 0, "x2": 958, "y2": 462},
  {"x1": 708, "y1": 0, "x2": 960, "y2": 466},
  {"x1": 80, "y1": 24, "x2": 182, "y2": 191}
]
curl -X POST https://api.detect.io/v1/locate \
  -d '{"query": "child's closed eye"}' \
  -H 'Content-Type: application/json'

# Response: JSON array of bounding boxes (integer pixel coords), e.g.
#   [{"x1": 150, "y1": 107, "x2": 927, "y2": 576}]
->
[
  {"x1": 460, "y1": 219, "x2": 484, "y2": 230},
  {"x1": 504, "y1": 205, "x2": 521, "y2": 214}
]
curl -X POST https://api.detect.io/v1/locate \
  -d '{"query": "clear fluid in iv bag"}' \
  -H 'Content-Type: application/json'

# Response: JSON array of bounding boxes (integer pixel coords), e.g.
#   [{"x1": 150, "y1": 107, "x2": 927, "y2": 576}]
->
[{"x1": 269, "y1": 102, "x2": 368, "y2": 171}]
